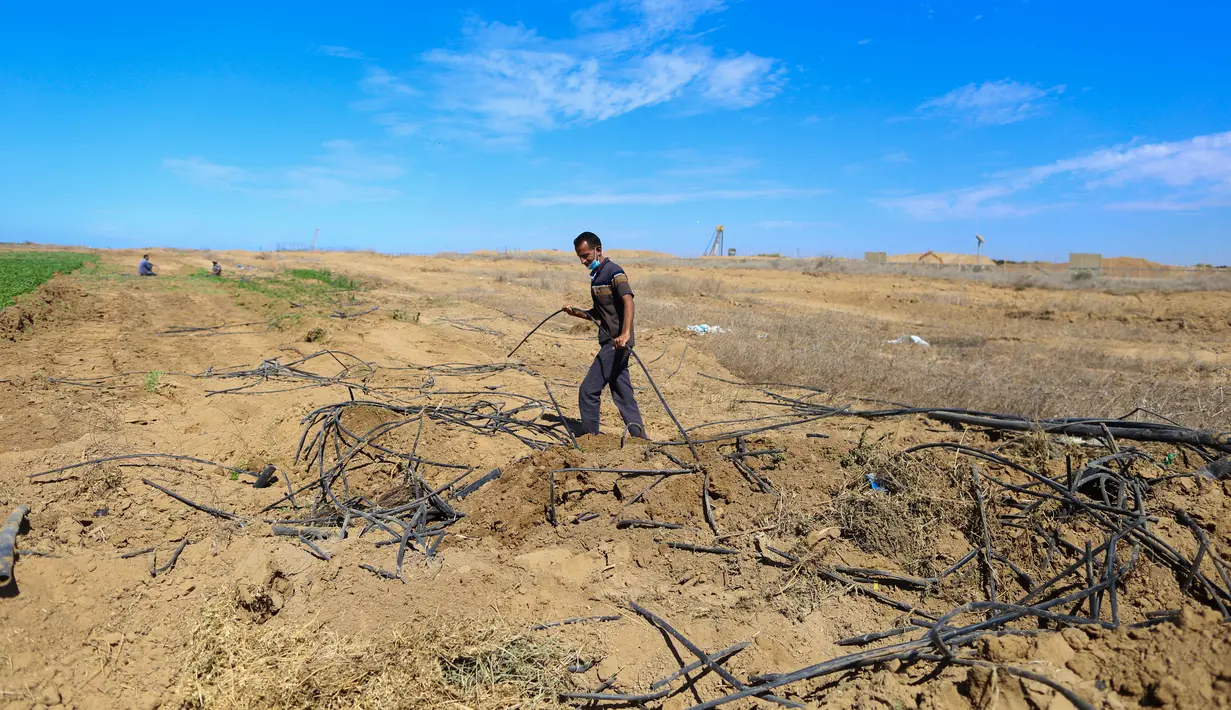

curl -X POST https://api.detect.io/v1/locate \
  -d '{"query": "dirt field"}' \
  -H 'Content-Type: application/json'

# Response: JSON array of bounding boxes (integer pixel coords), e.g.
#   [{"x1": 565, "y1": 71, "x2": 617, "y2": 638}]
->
[{"x1": 1, "y1": 246, "x2": 1229, "y2": 709}]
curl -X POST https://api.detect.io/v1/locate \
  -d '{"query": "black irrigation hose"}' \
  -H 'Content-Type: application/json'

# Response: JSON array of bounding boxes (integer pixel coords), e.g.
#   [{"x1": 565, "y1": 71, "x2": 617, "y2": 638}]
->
[
  {"x1": 331, "y1": 305, "x2": 379, "y2": 318},
  {"x1": 664, "y1": 542, "x2": 739, "y2": 555},
  {"x1": 616, "y1": 519, "x2": 687, "y2": 530},
  {"x1": 544, "y1": 381, "x2": 579, "y2": 450},
  {"x1": 628, "y1": 601, "x2": 803, "y2": 709},
  {"x1": 142, "y1": 479, "x2": 241, "y2": 520},
  {"x1": 625, "y1": 345, "x2": 698, "y2": 461},
  {"x1": 649, "y1": 642, "x2": 749, "y2": 689},
  {"x1": 30, "y1": 454, "x2": 249, "y2": 480},
  {"x1": 507, "y1": 308, "x2": 565, "y2": 358},
  {"x1": 927, "y1": 411, "x2": 1231, "y2": 452},
  {"x1": 532, "y1": 614, "x2": 622, "y2": 630},
  {"x1": 151, "y1": 539, "x2": 189, "y2": 577}
]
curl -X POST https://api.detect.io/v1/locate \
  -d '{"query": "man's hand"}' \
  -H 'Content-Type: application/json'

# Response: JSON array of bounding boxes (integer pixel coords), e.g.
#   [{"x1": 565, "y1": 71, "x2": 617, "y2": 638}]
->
[
  {"x1": 564, "y1": 305, "x2": 588, "y2": 319},
  {"x1": 613, "y1": 332, "x2": 630, "y2": 349}
]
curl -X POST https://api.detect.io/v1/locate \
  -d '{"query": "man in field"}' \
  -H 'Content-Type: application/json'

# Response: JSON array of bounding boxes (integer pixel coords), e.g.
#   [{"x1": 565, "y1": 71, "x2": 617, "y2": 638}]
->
[
  {"x1": 564, "y1": 232, "x2": 646, "y2": 439},
  {"x1": 138, "y1": 254, "x2": 156, "y2": 276},
  {"x1": 211, "y1": 260, "x2": 222, "y2": 276}
]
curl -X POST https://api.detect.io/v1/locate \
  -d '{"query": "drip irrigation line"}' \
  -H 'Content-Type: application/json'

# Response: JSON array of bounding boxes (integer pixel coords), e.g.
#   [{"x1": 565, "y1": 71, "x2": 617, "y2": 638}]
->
[
  {"x1": 532, "y1": 614, "x2": 622, "y2": 630},
  {"x1": 30, "y1": 454, "x2": 249, "y2": 480},
  {"x1": 142, "y1": 479, "x2": 241, "y2": 520},
  {"x1": 627, "y1": 601, "x2": 804, "y2": 708},
  {"x1": 151, "y1": 539, "x2": 189, "y2": 577},
  {"x1": 331, "y1": 305, "x2": 379, "y2": 319},
  {"x1": 507, "y1": 308, "x2": 565, "y2": 358}
]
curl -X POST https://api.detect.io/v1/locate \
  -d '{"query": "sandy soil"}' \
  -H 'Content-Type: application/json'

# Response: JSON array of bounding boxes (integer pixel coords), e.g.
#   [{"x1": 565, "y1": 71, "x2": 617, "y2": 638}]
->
[{"x1": 0, "y1": 246, "x2": 1228, "y2": 710}]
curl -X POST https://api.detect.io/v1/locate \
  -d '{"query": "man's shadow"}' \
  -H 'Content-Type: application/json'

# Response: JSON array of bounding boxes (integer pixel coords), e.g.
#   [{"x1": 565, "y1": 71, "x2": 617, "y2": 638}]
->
[{"x1": 541, "y1": 412, "x2": 584, "y2": 438}]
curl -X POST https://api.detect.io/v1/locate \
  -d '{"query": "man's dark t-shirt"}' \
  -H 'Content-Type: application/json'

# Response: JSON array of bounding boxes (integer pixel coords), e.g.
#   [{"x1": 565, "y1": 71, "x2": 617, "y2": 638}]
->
[{"x1": 587, "y1": 258, "x2": 634, "y2": 348}]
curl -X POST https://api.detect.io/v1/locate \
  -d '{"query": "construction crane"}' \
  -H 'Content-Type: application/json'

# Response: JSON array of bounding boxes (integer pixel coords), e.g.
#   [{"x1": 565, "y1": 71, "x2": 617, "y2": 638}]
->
[{"x1": 702, "y1": 225, "x2": 725, "y2": 256}]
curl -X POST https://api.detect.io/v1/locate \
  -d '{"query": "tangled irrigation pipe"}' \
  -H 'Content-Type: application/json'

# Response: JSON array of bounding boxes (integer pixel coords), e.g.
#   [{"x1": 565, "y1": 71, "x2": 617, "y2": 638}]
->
[
  {"x1": 20, "y1": 316, "x2": 1231, "y2": 705},
  {"x1": 545, "y1": 377, "x2": 1231, "y2": 707}
]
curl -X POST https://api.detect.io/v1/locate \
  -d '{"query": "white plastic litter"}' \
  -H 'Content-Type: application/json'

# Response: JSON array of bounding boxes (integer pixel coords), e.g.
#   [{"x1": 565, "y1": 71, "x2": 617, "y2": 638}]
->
[
  {"x1": 687, "y1": 324, "x2": 725, "y2": 334},
  {"x1": 887, "y1": 334, "x2": 930, "y2": 347}
]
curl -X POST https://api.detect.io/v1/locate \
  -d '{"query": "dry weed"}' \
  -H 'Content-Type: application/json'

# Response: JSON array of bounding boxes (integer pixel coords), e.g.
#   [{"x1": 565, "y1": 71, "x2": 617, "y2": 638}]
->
[
  {"x1": 635, "y1": 298, "x2": 1231, "y2": 428},
  {"x1": 826, "y1": 435, "x2": 972, "y2": 576},
  {"x1": 768, "y1": 564, "x2": 845, "y2": 623},
  {"x1": 74, "y1": 462, "x2": 125, "y2": 499},
  {"x1": 176, "y1": 601, "x2": 577, "y2": 709},
  {"x1": 637, "y1": 274, "x2": 727, "y2": 298}
]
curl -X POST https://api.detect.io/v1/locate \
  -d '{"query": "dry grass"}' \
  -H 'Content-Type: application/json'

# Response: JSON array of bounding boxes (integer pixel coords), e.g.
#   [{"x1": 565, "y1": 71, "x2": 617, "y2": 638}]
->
[
  {"x1": 72, "y1": 462, "x2": 125, "y2": 499},
  {"x1": 444, "y1": 256, "x2": 1231, "y2": 428},
  {"x1": 825, "y1": 435, "x2": 972, "y2": 576},
  {"x1": 176, "y1": 601, "x2": 578, "y2": 710},
  {"x1": 473, "y1": 251, "x2": 1231, "y2": 292},
  {"x1": 635, "y1": 298, "x2": 1231, "y2": 428},
  {"x1": 637, "y1": 274, "x2": 729, "y2": 298}
]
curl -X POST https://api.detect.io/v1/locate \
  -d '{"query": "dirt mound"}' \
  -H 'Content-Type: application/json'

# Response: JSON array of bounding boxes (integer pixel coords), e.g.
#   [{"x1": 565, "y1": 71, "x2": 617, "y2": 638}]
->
[
  {"x1": 888, "y1": 252, "x2": 1000, "y2": 265},
  {"x1": 1104, "y1": 256, "x2": 1166, "y2": 269},
  {"x1": 0, "y1": 277, "x2": 93, "y2": 341}
]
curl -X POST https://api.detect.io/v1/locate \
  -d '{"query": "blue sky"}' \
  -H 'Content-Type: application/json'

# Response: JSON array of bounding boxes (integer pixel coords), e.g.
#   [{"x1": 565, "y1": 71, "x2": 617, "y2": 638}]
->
[{"x1": 2, "y1": 1, "x2": 1229, "y2": 263}]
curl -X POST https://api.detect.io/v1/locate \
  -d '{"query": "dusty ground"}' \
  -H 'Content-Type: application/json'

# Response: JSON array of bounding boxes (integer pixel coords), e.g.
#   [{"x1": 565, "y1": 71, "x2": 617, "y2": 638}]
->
[{"x1": 0, "y1": 246, "x2": 1229, "y2": 709}]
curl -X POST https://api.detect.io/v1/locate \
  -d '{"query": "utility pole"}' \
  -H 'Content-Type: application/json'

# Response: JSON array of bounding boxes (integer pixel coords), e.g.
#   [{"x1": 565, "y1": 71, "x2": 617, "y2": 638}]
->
[{"x1": 312, "y1": 228, "x2": 319, "y2": 253}]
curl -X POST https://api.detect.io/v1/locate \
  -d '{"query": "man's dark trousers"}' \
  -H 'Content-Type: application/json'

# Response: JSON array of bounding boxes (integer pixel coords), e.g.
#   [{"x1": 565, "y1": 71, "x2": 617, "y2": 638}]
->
[{"x1": 579, "y1": 342, "x2": 644, "y2": 436}]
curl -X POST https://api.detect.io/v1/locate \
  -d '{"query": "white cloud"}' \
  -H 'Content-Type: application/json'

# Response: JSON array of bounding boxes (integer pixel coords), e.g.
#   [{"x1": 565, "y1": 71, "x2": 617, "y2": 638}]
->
[
  {"x1": 878, "y1": 130, "x2": 1231, "y2": 219},
  {"x1": 411, "y1": 0, "x2": 781, "y2": 137},
  {"x1": 875, "y1": 185, "x2": 1038, "y2": 220},
  {"x1": 755, "y1": 220, "x2": 840, "y2": 228},
  {"x1": 657, "y1": 156, "x2": 759, "y2": 177},
  {"x1": 857, "y1": 38, "x2": 873, "y2": 45},
  {"x1": 373, "y1": 113, "x2": 420, "y2": 137},
  {"x1": 703, "y1": 53, "x2": 785, "y2": 107},
  {"x1": 317, "y1": 45, "x2": 365, "y2": 60},
  {"x1": 163, "y1": 157, "x2": 250, "y2": 188},
  {"x1": 881, "y1": 151, "x2": 912, "y2": 164},
  {"x1": 918, "y1": 79, "x2": 1065, "y2": 126},
  {"x1": 521, "y1": 187, "x2": 827, "y2": 207},
  {"x1": 359, "y1": 66, "x2": 418, "y2": 97},
  {"x1": 163, "y1": 141, "x2": 402, "y2": 205}
]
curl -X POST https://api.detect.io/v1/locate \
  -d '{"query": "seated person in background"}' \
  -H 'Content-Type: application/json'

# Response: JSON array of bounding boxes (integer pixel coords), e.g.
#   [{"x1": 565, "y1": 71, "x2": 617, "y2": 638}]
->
[
  {"x1": 138, "y1": 254, "x2": 156, "y2": 276},
  {"x1": 211, "y1": 260, "x2": 222, "y2": 276}
]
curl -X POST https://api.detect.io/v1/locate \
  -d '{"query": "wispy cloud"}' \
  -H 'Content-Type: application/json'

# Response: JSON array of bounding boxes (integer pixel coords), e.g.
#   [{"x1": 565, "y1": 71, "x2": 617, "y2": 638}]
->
[
  {"x1": 918, "y1": 79, "x2": 1065, "y2": 126},
  {"x1": 359, "y1": 66, "x2": 418, "y2": 97},
  {"x1": 521, "y1": 187, "x2": 827, "y2": 207},
  {"x1": 703, "y1": 53, "x2": 786, "y2": 107},
  {"x1": 316, "y1": 45, "x2": 365, "y2": 60},
  {"x1": 876, "y1": 185, "x2": 1040, "y2": 220},
  {"x1": 363, "y1": 0, "x2": 785, "y2": 140},
  {"x1": 755, "y1": 220, "x2": 840, "y2": 228},
  {"x1": 163, "y1": 157, "x2": 249, "y2": 189},
  {"x1": 878, "y1": 130, "x2": 1231, "y2": 219},
  {"x1": 163, "y1": 141, "x2": 403, "y2": 204},
  {"x1": 881, "y1": 151, "x2": 912, "y2": 164},
  {"x1": 857, "y1": 38, "x2": 873, "y2": 45},
  {"x1": 656, "y1": 155, "x2": 759, "y2": 177}
]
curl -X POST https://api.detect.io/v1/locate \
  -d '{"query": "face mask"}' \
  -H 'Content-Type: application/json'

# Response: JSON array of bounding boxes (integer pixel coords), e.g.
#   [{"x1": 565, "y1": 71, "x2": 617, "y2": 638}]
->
[{"x1": 588, "y1": 259, "x2": 601, "y2": 271}]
